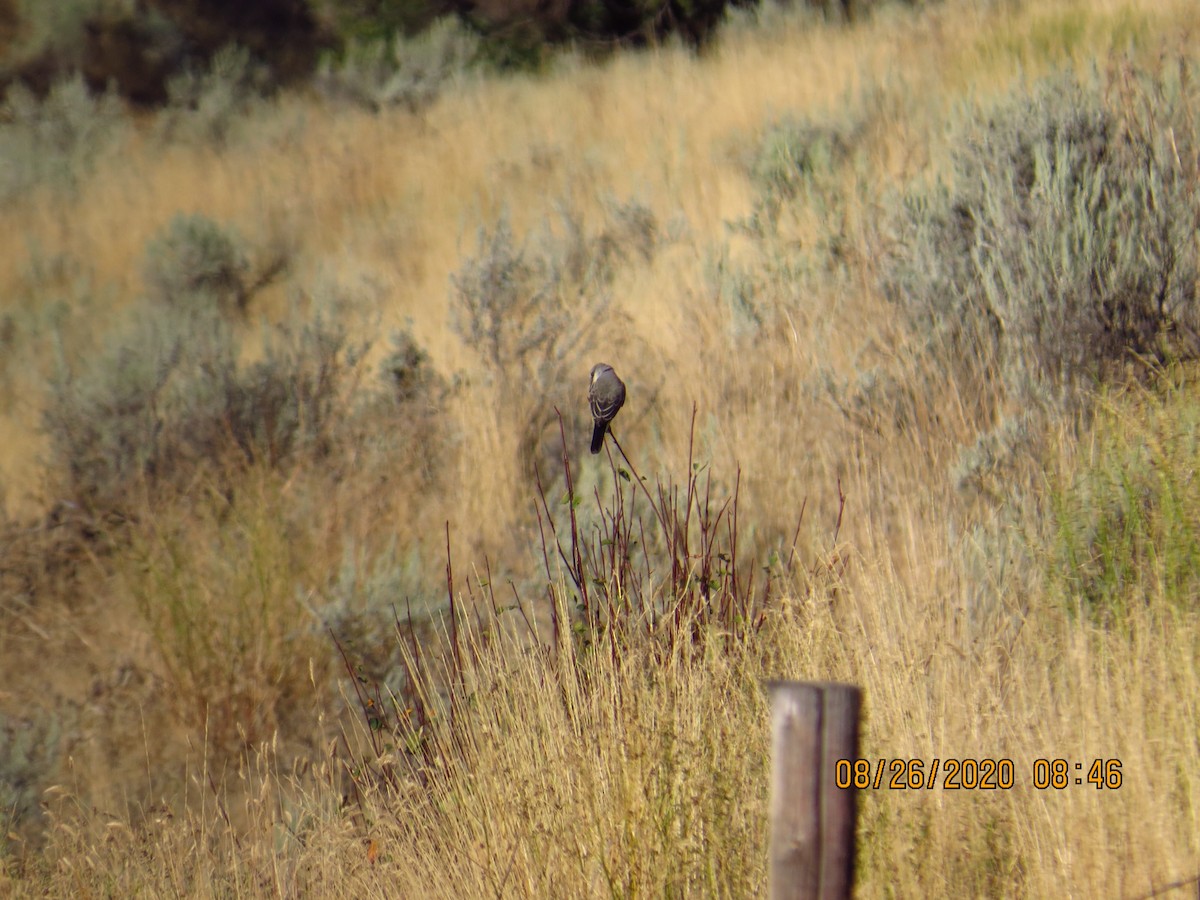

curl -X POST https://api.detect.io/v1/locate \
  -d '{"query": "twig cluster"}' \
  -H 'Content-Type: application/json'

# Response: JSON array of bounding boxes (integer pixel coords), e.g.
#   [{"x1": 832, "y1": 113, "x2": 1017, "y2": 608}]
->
[
  {"x1": 533, "y1": 404, "x2": 802, "y2": 659},
  {"x1": 330, "y1": 407, "x2": 836, "y2": 813}
]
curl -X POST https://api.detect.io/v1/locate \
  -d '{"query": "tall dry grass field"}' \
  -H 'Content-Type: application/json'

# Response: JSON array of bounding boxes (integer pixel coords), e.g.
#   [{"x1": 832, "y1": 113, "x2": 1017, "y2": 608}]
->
[{"x1": 2, "y1": 0, "x2": 1200, "y2": 895}]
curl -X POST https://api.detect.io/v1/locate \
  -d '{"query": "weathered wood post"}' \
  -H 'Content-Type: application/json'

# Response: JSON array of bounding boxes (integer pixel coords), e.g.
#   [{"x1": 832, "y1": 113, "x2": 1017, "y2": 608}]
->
[{"x1": 766, "y1": 681, "x2": 862, "y2": 900}]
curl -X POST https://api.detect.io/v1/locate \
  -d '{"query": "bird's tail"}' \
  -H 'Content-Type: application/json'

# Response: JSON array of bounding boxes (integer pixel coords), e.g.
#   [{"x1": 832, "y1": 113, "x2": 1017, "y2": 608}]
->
[{"x1": 590, "y1": 422, "x2": 606, "y2": 454}]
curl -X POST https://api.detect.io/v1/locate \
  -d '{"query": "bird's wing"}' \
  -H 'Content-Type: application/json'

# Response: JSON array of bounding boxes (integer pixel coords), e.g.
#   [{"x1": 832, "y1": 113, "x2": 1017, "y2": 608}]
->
[{"x1": 591, "y1": 392, "x2": 621, "y2": 421}]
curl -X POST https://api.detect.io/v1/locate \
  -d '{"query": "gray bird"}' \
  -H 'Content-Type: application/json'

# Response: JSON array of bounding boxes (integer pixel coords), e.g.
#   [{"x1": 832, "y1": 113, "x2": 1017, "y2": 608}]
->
[{"x1": 588, "y1": 363, "x2": 626, "y2": 454}]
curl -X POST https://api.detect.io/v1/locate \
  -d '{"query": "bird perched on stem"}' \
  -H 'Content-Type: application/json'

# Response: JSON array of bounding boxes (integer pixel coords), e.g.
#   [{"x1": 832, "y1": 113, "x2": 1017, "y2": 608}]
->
[{"x1": 588, "y1": 363, "x2": 626, "y2": 454}]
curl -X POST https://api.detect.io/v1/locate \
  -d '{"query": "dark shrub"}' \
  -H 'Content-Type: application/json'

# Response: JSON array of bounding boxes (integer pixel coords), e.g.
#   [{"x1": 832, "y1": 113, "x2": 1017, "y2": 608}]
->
[
  {"x1": 43, "y1": 305, "x2": 359, "y2": 514},
  {"x1": 142, "y1": 213, "x2": 250, "y2": 313}
]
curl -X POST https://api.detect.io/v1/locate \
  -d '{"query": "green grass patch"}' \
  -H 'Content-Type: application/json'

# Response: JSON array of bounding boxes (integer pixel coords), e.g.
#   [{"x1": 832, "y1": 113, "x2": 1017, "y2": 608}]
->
[
  {"x1": 1049, "y1": 373, "x2": 1200, "y2": 621},
  {"x1": 971, "y1": 6, "x2": 1153, "y2": 73}
]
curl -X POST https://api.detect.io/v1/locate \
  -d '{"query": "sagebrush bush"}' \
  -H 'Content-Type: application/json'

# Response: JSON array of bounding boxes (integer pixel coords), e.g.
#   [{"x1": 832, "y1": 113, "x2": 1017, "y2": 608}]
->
[
  {"x1": 748, "y1": 114, "x2": 860, "y2": 231},
  {"x1": 315, "y1": 17, "x2": 479, "y2": 112},
  {"x1": 2, "y1": 0, "x2": 108, "y2": 73},
  {"x1": 450, "y1": 203, "x2": 651, "y2": 471},
  {"x1": 43, "y1": 305, "x2": 361, "y2": 515},
  {"x1": 0, "y1": 711, "x2": 65, "y2": 855},
  {"x1": 380, "y1": 328, "x2": 442, "y2": 403},
  {"x1": 321, "y1": 539, "x2": 448, "y2": 695},
  {"x1": 142, "y1": 213, "x2": 251, "y2": 313},
  {"x1": 156, "y1": 44, "x2": 270, "y2": 145},
  {"x1": 0, "y1": 74, "x2": 128, "y2": 201},
  {"x1": 885, "y1": 60, "x2": 1200, "y2": 415},
  {"x1": 331, "y1": 326, "x2": 449, "y2": 499}
]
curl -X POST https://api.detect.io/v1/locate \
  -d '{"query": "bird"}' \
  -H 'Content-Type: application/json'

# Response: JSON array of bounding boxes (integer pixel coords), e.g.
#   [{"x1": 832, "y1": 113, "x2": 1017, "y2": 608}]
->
[{"x1": 588, "y1": 363, "x2": 626, "y2": 454}]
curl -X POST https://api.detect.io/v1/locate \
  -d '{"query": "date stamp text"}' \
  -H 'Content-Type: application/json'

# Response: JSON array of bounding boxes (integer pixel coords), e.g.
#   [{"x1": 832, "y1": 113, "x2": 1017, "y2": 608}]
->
[{"x1": 835, "y1": 758, "x2": 1122, "y2": 790}]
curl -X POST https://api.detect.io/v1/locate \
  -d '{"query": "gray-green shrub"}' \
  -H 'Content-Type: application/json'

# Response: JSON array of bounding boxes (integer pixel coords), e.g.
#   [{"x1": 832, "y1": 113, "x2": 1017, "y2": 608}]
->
[
  {"x1": 748, "y1": 114, "x2": 860, "y2": 231},
  {"x1": 381, "y1": 328, "x2": 442, "y2": 403},
  {"x1": 0, "y1": 711, "x2": 66, "y2": 855},
  {"x1": 885, "y1": 60, "x2": 1200, "y2": 414},
  {"x1": 43, "y1": 305, "x2": 360, "y2": 514},
  {"x1": 0, "y1": 75, "x2": 128, "y2": 201},
  {"x1": 314, "y1": 17, "x2": 479, "y2": 112},
  {"x1": 156, "y1": 44, "x2": 269, "y2": 145},
  {"x1": 450, "y1": 203, "x2": 652, "y2": 470},
  {"x1": 142, "y1": 213, "x2": 250, "y2": 313}
]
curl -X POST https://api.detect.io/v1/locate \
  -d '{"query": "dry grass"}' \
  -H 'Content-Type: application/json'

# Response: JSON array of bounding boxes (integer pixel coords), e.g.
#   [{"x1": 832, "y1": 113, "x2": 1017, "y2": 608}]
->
[{"x1": 3, "y1": 0, "x2": 1200, "y2": 895}]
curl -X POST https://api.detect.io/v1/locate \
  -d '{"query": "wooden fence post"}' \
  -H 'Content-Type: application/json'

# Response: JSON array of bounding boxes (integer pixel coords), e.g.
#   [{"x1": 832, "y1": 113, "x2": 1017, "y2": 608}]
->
[{"x1": 766, "y1": 681, "x2": 862, "y2": 900}]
